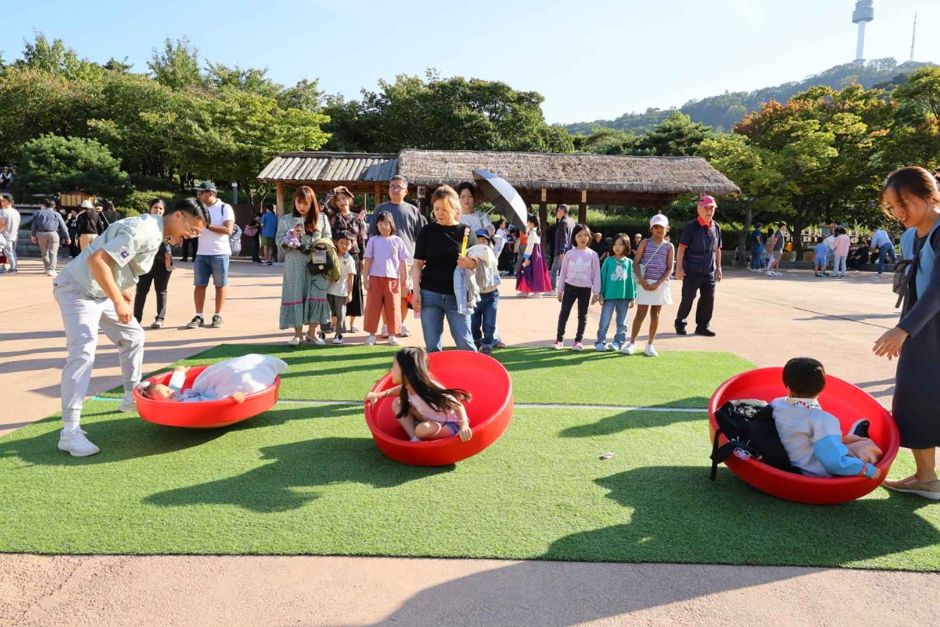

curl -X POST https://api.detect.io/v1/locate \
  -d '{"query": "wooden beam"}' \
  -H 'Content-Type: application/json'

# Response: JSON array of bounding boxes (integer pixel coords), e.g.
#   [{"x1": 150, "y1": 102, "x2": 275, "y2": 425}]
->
[
  {"x1": 275, "y1": 182, "x2": 285, "y2": 216},
  {"x1": 372, "y1": 182, "x2": 381, "y2": 212},
  {"x1": 578, "y1": 190, "x2": 588, "y2": 225}
]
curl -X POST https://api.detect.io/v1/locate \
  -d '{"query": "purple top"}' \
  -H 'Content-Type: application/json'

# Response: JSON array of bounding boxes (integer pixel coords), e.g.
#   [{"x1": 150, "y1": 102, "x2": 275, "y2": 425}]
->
[
  {"x1": 364, "y1": 234, "x2": 410, "y2": 278},
  {"x1": 557, "y1": 247, "x2": 601, "y2": 295}
]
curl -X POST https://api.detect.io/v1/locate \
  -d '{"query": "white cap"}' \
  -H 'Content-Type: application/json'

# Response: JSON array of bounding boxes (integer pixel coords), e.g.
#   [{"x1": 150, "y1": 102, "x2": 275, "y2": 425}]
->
[
  {"x1": 80, "y1": 200, "x2": 94, "y2": 209},
  {"x1": 649, "y1": 213, "x2": 669, "y2": 228}
]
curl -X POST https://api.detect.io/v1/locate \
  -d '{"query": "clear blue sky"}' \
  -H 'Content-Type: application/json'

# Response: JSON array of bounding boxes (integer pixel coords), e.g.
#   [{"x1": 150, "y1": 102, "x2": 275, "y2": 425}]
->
[{"x1": 4, "y1": 0, "x2": 938, "y2": 124}]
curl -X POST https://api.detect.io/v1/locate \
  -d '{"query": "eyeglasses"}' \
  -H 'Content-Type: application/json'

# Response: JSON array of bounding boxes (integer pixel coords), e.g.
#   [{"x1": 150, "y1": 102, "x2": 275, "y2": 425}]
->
[{"x1": 389, "y1": 185, "x2": 406, "y2": 191}]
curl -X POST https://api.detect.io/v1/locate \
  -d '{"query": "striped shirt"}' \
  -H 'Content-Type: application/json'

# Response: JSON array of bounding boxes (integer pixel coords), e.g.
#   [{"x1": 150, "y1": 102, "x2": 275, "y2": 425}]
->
[{"x1": 640, "y1": 239, "x2": 670, "y2": 282}]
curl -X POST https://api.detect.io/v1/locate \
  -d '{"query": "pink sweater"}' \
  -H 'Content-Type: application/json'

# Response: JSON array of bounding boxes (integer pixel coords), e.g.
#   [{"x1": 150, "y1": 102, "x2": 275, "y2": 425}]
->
[
  {"x1": 557, "y1": 247, "x2": 601, "y2": 295},
  {"x1": 833, "y1": 234, "x2": 851, "y2": 257}
]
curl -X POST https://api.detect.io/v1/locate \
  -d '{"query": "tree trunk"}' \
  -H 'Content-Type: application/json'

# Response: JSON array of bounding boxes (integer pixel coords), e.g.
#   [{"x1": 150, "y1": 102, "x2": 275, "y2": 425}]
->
[{"x1": 736, "y1": 203, "x2": 753, "y2": 267}]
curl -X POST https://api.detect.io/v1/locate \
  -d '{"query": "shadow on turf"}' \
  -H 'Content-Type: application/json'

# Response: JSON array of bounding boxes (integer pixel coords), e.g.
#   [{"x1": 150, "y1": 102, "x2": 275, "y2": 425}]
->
[
  {"x1": 144, "y1": 436, "x2": 453, "y2": 512},
  {"x1": 373, "y1": 465, "x2": 939, "y2": 625},
  {"x1": 557, "y1": 407, "x2": 707, "y2": 437}
]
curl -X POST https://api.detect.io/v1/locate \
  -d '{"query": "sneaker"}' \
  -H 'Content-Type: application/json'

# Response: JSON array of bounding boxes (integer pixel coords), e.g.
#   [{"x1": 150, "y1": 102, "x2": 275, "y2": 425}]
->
[
  {"x1": 185, "y1": 316, "x2": 204, "y2": 329},
  {"x1": 118, "y1": 396, "x2": 137, "y2": 413},
  {"x1": 333, "y1": 334, "x2": 343, "y2": 345},
  {"x1": 350, "y1": 325, "x2": 360, "y2": 333},
  {"x1": 312, "y1": 335, "x2": 326, "y2": 346},
  {"x1": 694, "y1": 327, "x2": 717, "y2": 337},
  {"x1": 388, "y1": 335, "x2": 400, "y2": 346},
  {"x1": 882, "y1": 478, "x2": 940, "y2": 500},
  {"x1": 58, "y1": 429, "x2": 100, "y2": 457},
  {"x1": 366, "y1": 335, "x2": 377, "y2": 346},
  {"x1": 674, "y1": 326, "x2": 687, "y2": 336},
  {"x1": 609, "y1": 342, "x2": 621, "y2": 352},
  {"x1": 572, "y1": 342, "x2": 583, "y2": 351},
  {"x1": 849, "y1": 419, "x2": 870, "y2": 439},
  {"x1": 287, "y1": 336, "x2": 302, "y2": 346},
  {"x1": 552, "y1": 341, "x2": 564, "y2": 350},
  {"x1": 46, "y1": 270, "x2": 57, "y2": 277},
  {"x1": 399, "y1": 324, "x2": 410, "y2": 337},
  {"x1": 150, "y1": 319, "x2": 163, "y2": 329},
  {"x1": 481, "y1": 345, "x2": 492, "y2": 355},
  {"x1": 493, "y1": 340, "x2": 507, "y2": 349},
  {"x1": 621, "y1": 342, "x2": 636, "y2": 355},
  {"x1": 208, "y1": 314, "x2": 223, "y2": 329},
  {"x1": 594, "y1": 342, "x2": 607, "y2": 352},
  {"x1": 645, "y1": 345, "x2": 659, "y2": 357}
]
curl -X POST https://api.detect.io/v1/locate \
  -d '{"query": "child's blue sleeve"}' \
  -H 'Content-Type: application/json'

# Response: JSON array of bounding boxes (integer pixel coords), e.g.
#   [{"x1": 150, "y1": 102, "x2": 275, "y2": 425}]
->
[{"x1": 813, "y1": 435, "x2": 875, "y2": 477}]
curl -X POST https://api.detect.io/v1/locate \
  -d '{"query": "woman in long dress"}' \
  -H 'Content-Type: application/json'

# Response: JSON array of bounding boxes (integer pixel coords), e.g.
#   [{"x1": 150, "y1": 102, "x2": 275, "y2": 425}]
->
[
  {"x1": 277, "y1": 185, "x2": 332, "y2": 345},
  {"x1": 516, "y1": 213, "x2": 552, "y2": 296},
  {"x1": 327, "y1": 186, "x2": 366, "y2": 332}
]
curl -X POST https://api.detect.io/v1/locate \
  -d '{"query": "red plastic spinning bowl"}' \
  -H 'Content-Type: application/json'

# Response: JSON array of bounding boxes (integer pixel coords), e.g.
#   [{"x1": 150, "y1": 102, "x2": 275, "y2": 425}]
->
[
  {"x1": 364, "y1": 350, "x2": 514, "y2": 466},
  {"x1": 709, "y1": 367, "x2": 900, "y2": 505},
  {"x1": 134, "y1": 365, "x2": 281, "y2": 429}
]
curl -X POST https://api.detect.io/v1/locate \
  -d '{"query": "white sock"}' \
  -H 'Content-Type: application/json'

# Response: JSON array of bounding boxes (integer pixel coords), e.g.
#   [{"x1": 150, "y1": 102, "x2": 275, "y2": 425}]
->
[
  {"x1": 63, "y1": 414, "x2": 81, "y2": 433},
  {"x1": 195, "y1": 312, "x2": 203, "y2": 318}
]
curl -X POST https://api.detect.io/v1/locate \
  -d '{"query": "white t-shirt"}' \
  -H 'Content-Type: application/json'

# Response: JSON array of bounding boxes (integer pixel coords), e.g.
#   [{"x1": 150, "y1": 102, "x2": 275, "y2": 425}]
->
[
  {"x1": 327, "y1": 252, "x2": 358, "y2": 297},
  {"x1": 0, "y1": 207, "x2": 21, "y2": 241},
  {"x1": 197, "y1": 200, "x2": 236, "y2": 256},
  {"x1": 770, "y1": 397, "x2": 844, "y2": 477}
]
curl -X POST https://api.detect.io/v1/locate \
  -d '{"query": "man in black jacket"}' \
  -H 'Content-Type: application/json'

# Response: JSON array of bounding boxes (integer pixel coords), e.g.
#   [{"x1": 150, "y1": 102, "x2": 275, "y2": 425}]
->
[{"x1": 550, "y1": 204, "x2": 575, "y2": 290}]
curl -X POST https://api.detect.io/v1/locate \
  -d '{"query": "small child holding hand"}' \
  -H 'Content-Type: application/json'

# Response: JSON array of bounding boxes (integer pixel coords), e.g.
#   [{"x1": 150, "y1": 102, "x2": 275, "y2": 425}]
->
[
  {"x1": 771, "y1": 357, "x2": 882, "y2": 479},
  {"x1": 365, "y1": 347, "x2": 472, "y2": 442}
]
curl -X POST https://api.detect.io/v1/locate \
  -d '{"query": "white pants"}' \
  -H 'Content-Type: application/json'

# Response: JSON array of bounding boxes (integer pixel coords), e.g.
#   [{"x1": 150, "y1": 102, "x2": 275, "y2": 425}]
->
[
  {"x1": 1, "y1": 237, "x2": 15, "y2": 270},
  {"x1": 53, "y1": 280, "x2": 145, "y2": 427}
]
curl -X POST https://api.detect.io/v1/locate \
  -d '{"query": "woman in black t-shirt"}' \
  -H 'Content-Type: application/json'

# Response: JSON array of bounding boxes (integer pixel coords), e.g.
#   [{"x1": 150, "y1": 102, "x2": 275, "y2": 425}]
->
[{"x1": 413, "y1": 185, "x2": 479, "y2": 352}]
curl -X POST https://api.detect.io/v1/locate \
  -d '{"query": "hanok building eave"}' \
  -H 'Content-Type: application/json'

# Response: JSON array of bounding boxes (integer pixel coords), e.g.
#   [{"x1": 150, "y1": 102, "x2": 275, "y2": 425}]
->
[{"x1": 257, "y1": 149, "x2": 739, "y2": 222}]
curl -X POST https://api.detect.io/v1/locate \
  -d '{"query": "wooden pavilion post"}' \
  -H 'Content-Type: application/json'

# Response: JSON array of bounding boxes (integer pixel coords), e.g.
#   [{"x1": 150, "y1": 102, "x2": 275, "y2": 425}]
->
[
  {"x1": 578, "y1": 190, "x2": 588, "y2": 224},
  {"x1": 275, "y1": 182, "x2": 285, "y2": 216},
  {"x1": 372, "y1": 182, "x2": 381, "y2": 213},
  {"x1": 538, "y1": 188, "x2": 548, "y2": 235}
]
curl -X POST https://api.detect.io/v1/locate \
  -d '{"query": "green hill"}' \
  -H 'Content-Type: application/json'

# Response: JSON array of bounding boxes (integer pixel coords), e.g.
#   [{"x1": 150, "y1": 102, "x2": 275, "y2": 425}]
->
[{"x1": 565, "y1": 58, "x2": 933, "y2": 135}]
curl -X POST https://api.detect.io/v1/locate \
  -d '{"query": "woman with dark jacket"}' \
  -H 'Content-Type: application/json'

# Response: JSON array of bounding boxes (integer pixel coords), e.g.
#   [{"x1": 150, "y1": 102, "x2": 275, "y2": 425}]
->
[
  {"x1": 133, "y1": 199, "x2": 174, "y2": 328},
  {"x1": 327, "y1": 186, "x2": 366, "y2": 332}
]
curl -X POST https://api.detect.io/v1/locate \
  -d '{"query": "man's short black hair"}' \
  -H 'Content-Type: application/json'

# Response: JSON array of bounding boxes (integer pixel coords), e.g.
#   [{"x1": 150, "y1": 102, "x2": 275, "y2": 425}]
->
[
  {"x1": 335, "y1": 230, "x2": 353, "y2": 242},
  {"x1": 557, "y1": 204, "x2": 569, "y2": 214},
  {"x1": 42, "y1": 199, "x2": 56, "y2": 209},
  {"x1": 0, "y1": 192, "x2": 12, "y2": 203},
  {"x1": 171, "y1": 197, "x2": 210, "y2": 224},
  {"x1": 777, "y1": 221, "x2": 787, "y2": 227},
  {"x1": 782, "y1": 357, "x2": 826, "y2": 398}
]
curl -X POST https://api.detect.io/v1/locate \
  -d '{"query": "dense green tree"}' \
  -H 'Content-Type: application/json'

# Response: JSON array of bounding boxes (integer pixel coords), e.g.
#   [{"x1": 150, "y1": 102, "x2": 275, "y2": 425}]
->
[
  {"x1": 148, "y1": 37, "x2": 203, "y2": 91},
  {"x1": 12, "y1": 134, "x2": 131, "y2": 200},
  {"x1": 634, "y1": 112, "x2": 711, "y2": 156}
]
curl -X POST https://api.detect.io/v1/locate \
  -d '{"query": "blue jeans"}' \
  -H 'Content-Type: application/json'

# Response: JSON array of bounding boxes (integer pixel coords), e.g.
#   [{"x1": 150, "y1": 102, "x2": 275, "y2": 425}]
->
[
  {"x1": 596, "y1": 298, "x2": 629, "y2": 348},
  {"x1": 419, "y1": 289, "x2": 477, "y2": 353},
  {"x1": 750, "y1": 245, "x2": 764, "y2": 269},
  {"x1": 470, "y1": 290, "x2": 499, "y2": 349},
  {"x1": 193, "y1": 254, "x2": 230, "y2": 287},
  {"x1": 877, "y1": 243, "x2": 897, "y2": 274}
]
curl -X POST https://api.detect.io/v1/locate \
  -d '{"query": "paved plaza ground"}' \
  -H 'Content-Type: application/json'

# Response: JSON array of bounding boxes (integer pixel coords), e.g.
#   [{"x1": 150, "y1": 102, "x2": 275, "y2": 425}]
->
[{"x1": 1, "y1": 258, "x2": 936, "y2": 625}]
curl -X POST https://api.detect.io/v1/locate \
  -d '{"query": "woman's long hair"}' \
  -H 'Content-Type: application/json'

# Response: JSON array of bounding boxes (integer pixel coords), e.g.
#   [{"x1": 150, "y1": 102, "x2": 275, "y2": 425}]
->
[
  {"x1": 292, "y1": 185, "x2": 322, "y2": 234},
  {"x1": 394, "y1": 348, "x2": 470, "y2": 419}
]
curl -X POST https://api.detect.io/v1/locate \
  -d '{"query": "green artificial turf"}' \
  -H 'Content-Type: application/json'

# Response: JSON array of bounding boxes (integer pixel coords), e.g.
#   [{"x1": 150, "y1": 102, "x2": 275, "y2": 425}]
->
[
  {"x1": 2, "y1": 346, "x2": 937, "y2": 571},
  {"x1": 99, "y1": 345, "x2": 750, "y2": 408}
]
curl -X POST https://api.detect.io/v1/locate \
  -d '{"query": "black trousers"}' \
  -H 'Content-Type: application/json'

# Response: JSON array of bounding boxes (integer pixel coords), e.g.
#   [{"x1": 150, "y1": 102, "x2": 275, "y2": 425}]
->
[
  {"x1": 249, "y1": 235, "x2": 261, "y2": 262},
  {"x1": 134, "y1": 265, "x2": 172, "y2": 322},
  {"x1": 674, "y1": 273, "x2": 715, "y2": 330},
  {"x1": 556, "y1": 284, "x2": 592, "y2": 342},
  {"x1": 180, "y1": 238, "x2": 198, "y2": 261}
]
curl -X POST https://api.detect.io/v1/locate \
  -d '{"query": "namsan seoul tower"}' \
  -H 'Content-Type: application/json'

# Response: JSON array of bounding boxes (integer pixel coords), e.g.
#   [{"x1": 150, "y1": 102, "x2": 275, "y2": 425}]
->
[{"x1": 852, "y1": 0, "x2": 874, "y2": 62}]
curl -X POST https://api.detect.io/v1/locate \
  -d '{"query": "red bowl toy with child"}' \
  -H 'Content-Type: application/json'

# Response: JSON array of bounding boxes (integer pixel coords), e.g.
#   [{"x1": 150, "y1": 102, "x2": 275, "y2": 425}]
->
[
  {"x1": 135, "y1": 365, "x2": 281, "y2": 429},
  {"x1": 364, "y1": 350, "x2": 513, "y2": 466},
  {"x1": 709, "y1": 367, "x2": 900, "y2": 504}
]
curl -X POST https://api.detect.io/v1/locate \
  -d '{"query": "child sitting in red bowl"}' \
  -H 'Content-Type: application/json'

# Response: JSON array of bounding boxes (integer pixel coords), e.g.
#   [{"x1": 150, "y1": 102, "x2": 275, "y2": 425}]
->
[
  {"x1": 139, "y1": 353, "x2": 287, "y2": 403},
  {"x1": 365, "y1": 347, "x2": 472, "y2": 443},
  {"x1": 772, "y1": 357, "x2": 882, "y2": 479}
]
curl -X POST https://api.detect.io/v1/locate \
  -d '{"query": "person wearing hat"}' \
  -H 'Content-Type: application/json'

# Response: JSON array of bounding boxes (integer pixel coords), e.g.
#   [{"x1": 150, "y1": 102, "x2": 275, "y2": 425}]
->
[
  {"x1": 674, "y1": 195, "x2": 722, "y2": 336},
  {"x1": 749, "y1": 222, "x2": 765, "y2": 271},
  {"x1": 467, "y1": 228, "x2": 502, "y2": 354},
  {"x1": 327, "y1": 185, "x2": 366, "y2": 332},
  {"x1": 627, "y1": 214, "x2": 674, "y2": 356},
  {"x1": 186, "y1": 181, "x2": 236, "y2": 329},
  {"x1": 0, "y1": 192, "x2": 21, "y2": 273},
  {"x1": 53, "y1": 197, "x2": 207, "y2": 456},
  {"x1": 76, "y1": 200, "x2": 106, "y2": 251}
]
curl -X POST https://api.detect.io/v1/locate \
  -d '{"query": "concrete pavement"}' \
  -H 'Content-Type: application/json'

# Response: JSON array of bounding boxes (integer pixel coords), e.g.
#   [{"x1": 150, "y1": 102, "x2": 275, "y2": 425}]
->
[{"x1": 1, "y1": 258, "x2": 930, "y2": 626}]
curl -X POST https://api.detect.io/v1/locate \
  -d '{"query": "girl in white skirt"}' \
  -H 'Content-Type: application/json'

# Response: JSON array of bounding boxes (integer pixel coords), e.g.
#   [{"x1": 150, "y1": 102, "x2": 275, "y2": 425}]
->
[{"x1": 627, "y1": 214, "x2": 675, "y2": 356}]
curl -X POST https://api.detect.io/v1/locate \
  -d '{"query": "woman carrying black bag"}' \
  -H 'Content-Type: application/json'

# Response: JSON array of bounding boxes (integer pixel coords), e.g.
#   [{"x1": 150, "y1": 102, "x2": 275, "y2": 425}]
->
[
  {"x1": 327, "y1": 186, "x2": 366, "y2": 332},
  {"x1": 874, "y1": 166, "x2": 940, "y2": 500}
]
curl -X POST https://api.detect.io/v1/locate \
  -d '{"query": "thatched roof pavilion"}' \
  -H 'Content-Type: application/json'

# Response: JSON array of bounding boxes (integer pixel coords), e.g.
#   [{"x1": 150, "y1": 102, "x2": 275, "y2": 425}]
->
[{"x1": 258, "y1": 149, "x2": 739, "y2": 223}]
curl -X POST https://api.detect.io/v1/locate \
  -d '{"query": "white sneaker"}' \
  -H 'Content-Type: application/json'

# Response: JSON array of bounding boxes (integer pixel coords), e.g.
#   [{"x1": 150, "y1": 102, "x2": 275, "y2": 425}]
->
[
  {"x1": 58, "y1": 429, "x2": 100, "y2": 457},
  {"x1": 332, "y1": 335, "x2": 343, "y2": 345},
  {"x1": 313, "y1": 336, "x2": 326, "y2": 345},
  {"x1": 366, "y1": 335, "x2": 377, "y2": 346},
  {"x1": 350, "y1": 325, "x2": 360, "y2": 333},
  {"x1": 287, "y1": 336, "x2": 302, "y2": 346},
  {"x1": 118, "y1": 398, "x2": 137, "y2": 413},
  {"x1": 645, "y1": 345, "x2": 659, "y2": 357},
  {"x1": 399, "y1": 324, "x2": 410, "y2": 337},
  {"x1": 621, "y1": 342, "x2": 636, "y2": 355},
  {"x1": 388, "y1": 335, "x2": 400, "y2": 346},
  {"x1": 46, "y1": 270, "x2": 56, "y2": 277}
]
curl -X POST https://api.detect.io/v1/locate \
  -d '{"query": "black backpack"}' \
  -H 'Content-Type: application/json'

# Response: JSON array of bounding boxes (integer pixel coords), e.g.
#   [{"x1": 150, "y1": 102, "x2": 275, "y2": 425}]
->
[
  {"x1": 892, "y1": 224, "x2": 940, "y2": 308},
  {"x1": 709, "y1": 399, "x2": 797, "y2": 480}
]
